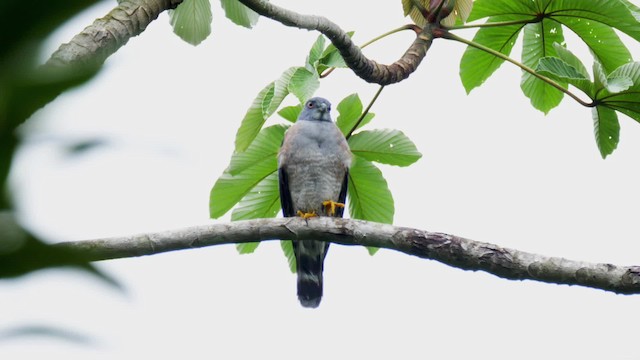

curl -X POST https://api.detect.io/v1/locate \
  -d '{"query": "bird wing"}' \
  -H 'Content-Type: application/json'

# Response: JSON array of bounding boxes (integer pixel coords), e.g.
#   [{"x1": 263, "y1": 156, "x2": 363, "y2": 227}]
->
[
  {"x1": 334, "y1": 170, "x2": 349, "y2": 218},
  {"x1": 278, "y1": 166, "x2": 295, "y2": 217}
]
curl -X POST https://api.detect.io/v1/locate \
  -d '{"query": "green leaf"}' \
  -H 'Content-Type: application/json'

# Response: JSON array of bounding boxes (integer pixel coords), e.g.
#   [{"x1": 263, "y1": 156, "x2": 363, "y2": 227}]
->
[
  {"x1": 552, "y1": 43, "x2": 590, "y2": 79},
  {"x1": 348, "y1": 156, "x2": 394, "y2": 224},
  {"x1": 348, "y1": 156, "x2": 394, "y2": 255},
  {"x1": 547, "y1": 0, "x2": 640, "y2": 45},
  {"x1": 219, "y1": 0, "x2": 259, "y2": 28},
  {"x1": 168, "y1": 0, "x2": 212, "y2": 46},
  {"x1": 459, "y1": 16, "x2": 524, "y2": 93},
  {"x1": 520, "y1": 20, "x2": 565, "y2": 113},
  {"x1": 269, "y1": 68, "x2": 296, "y2": 115},
  {"x1": 536, "y1": 56, "x2": 592, "y2": 95},
  {"x1": 232, "y1": 172, "x2": 281, "y2": 253},
  {"x1": 210, "y1": 125, "x2": 286, "y2": 218},
  {"x1": 336, "y1": 93, "x2": 363, "y2": 135},
  {"x1": 593, "y1": 61, "x2": 608, "y2": 94},
  {"x1": 536, "y1": 57, "x2": 587, "y2": 81},
  {"x1": 592, "y1": 105, "x2": 620, "y2": 158},
  {"x1": 228, "y1": 125, "x2": 287, "y2": 175},
  {"x1": 598, "y1": 62, "x2": 640, "y2": 123},
  {"x1": 231, "y1": 172, "x2": 280, "y2": 221},
  {"x1": 317, "y1": 32, "x2": 355, "y2": 74},
  {"x1": 307, "y1": 35, "x2": 326, "y2": 70},
  {"x1": 348, "y1": 129, "x2": 422, "y2": 167},
  {"x1": 280, "y1": 240, "x2": 296, "y2": 273},
  {"x1": 234, "y1": 82, "x2": 275, "y2": 152},
  {"x1": 335, "y1": 93, "x2": 375, "y2": 136},
  {"x1": 606, "y1": 76, "x2": 634, "y2": 94},
  {"x1": 278, "y1": 104, "x2": 302, "y2": 123},
  {"x1": 555, "y1": 17, "x2": 632, "y2": 74},
  {"x1": 288, "y1": 68, "x2": 320, "y2": 104},
  {"x1": 468, "y1": 0, "x2": 536, "y2": 22}
]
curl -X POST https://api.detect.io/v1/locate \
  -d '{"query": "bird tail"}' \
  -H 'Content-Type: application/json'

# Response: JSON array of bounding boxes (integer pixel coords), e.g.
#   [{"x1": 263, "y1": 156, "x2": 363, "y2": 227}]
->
[{"x1": 295, "y1": 240, "x2": 329, "y2": 308}]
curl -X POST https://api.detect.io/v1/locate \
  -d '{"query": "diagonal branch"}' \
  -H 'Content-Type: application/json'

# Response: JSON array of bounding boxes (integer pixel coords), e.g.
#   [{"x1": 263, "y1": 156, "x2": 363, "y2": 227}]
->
[
  {"x1": 46, "y1": 0, "x2": 183, "y2": 67},
  {"x1": 238, "y1": 0, "x2": 434, "y2": 85},
  {"x1": 56, "y1": 217, "x2": 640, "y2": 295}
]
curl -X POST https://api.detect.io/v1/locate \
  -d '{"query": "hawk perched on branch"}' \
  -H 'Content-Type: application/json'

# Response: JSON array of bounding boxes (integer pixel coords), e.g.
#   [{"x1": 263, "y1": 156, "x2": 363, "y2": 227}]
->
[{"x1": 278, "y1": 97, "x2": 352, "y2": 308}]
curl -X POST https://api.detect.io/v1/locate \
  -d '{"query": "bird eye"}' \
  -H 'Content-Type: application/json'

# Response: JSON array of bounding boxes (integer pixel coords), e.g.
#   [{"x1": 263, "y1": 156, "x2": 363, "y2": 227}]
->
[{"x1": 306, "y1": 102, "x2": 314, "y2": 109}]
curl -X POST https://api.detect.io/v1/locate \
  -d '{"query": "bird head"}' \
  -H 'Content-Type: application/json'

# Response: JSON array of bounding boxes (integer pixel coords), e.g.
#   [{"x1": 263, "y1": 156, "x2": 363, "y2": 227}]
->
[{"x1": 298, "y1": 97, "x2": 332, "y2": 122}]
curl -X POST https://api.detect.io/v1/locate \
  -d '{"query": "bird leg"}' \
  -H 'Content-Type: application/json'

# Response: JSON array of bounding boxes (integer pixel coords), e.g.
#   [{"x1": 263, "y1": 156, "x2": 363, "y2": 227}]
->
[
  {"x1": 297, "y1": 210, "x2": 318, "y2": 219},
  {"x1": 322, "y1": 200, "x2": 345, "y2": 216}
]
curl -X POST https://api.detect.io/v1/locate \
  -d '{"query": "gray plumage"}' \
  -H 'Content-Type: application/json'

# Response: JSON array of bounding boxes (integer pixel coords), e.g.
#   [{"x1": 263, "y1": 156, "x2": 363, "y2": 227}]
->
[{"x1": 278, "y1": 97, "x2": 351, "y2": 308}]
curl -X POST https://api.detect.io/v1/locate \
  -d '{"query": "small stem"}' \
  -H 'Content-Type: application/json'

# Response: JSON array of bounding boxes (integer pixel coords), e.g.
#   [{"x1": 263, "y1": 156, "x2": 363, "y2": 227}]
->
[
  {"x1": 346, "y1": 86, "x2": 385, "y2": 139},
  {"x1": 447, "y1": 17, "x2": 539, "y2": 30},
  {"x1": 442, "y1": 31, "x2": 594, "y2": 107},
  {"x1": 360, "y1": 24, "x2": 422, "y2": 49},
  {"x1": 321, "y1": 24, "x2": 421, "y2": 78}
]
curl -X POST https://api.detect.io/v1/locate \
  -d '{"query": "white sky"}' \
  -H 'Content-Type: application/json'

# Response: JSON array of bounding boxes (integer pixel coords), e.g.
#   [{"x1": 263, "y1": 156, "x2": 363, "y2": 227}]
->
[{"x1": 2, "y1": 0, "x2": 640, "y2": 359}]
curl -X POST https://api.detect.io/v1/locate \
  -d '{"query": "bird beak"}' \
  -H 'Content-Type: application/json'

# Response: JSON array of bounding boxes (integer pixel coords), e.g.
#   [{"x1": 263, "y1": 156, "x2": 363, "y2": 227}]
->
[{"x1": 318, "y1": 102, "x2": 328, "y2": 112}]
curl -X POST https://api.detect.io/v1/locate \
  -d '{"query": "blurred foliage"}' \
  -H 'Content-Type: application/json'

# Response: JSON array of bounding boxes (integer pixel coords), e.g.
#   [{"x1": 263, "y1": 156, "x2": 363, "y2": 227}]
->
[{"x1": 0, "y1": 0, "x2": 114, "y2": 283}]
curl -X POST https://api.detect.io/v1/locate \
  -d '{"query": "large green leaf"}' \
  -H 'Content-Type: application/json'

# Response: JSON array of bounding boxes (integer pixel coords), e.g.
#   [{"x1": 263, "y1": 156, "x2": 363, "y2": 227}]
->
[
  {"x1": 520, "y1": 20, "x2": 565, "y2": 113},
  {"x1": 553, "y1": 43, "x2": 589, "y2": 79},
  {"x1": 348, "y1": 129, "x2": 422, "y2": 167},
  {"x1": 598, "y1": 62, "x2": 640, "y2": 123},
  {"x1": 228, "y1": 125, "x2": 287, "y2": 175},
  {"x1": 307, "y1": 35, "x2": 326, "y2": 71},
  {"x1": 536, "y1": 57, "x2": 593, "y2": 95},
  {"x1": 232, "y1": 172, "x2": 281, "y2": 253},
  {"x1": 555, "y1": 17, "x2": 631, "y2": 74},
  {"x1": 169, "y1": 0, "x2": 212, "y2": 46},
  {"x1": 468, "y1": 0, "x2": 536, "y2": 22},
  {"x1": 316, "y1": 32, "x2": 355, "y2": 74},
  {"x1": 234, "y1": 82, "x2": 275, "y2": 152},
  {"x1": 278, "y1": 104, "x2": 302, "y2": 123},
  {"x1": 336, "y1": 93, "x2": 363, "y2": 134},
  {"x1": 288, "y1": 68, "x2": 320, "y2": 104},
  {"x1": 348, "y1": 156, "x2": 394, "y2": 224},
  {"x1": 592, "y1": 105, "x2": 620, "y2": 159},
  {"x1": 219, "y1": 0, "x2": 259, "y2": 28},
  {"x1": 211, "y1": 125, "x2": 285, "y2": 218},
  {"x1": 547, "y1": 0, "x2": 640, "y2": 43},
  {"x1": 459, "y1": 16, "x2": 525, "y2": 93},
  {"x1": 335, "y1": 93, "x2": 375, "y2": 136},
  {"x1": 348, "y1": 156, "x2": 394, "y2": 254}
]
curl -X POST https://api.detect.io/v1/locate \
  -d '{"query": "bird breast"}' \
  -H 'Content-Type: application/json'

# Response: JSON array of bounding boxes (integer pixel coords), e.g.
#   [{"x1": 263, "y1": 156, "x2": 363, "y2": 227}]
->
[{"x1": 280, "y1": 121, "x2": 351, "y2": 213}]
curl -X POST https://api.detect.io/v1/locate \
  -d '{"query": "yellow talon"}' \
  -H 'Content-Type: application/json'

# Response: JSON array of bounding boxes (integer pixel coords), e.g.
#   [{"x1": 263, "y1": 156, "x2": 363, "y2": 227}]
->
[
  {"x1": 297, "y1": 210, "x2": 318, "y2": 219},
  {"x1": 322, "y1": 200, "x2": 345, "y2": 216}
]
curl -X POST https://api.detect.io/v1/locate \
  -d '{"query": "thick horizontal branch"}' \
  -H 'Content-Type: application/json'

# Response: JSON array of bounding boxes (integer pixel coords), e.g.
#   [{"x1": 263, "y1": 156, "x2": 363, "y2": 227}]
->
[
  {"x1": 238, "y1": 0, "x2": 434, "y2": 85},
  {"x1": 56, "y1": 217, "x2": 640, "y2": 295},
  {"x1": 46, "y1": 0, "x2": 182, "y2": 67}
]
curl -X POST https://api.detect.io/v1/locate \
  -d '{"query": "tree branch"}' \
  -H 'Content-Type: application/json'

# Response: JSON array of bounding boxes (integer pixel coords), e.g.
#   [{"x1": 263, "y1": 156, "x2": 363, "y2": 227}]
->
[
  {"x1": 238, "y1": 0, "x2": 434, "y2": 85},
  {"x1": 46, "y1": 0, "x2": 183, "y2": 67},
  {"x1": 56, "y1": 217, "x2": 640, "y2": 295}
]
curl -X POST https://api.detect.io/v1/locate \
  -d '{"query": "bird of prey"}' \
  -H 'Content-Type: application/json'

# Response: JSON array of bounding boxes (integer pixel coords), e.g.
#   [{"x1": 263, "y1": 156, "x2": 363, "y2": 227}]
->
[{"x1": 278, "y1": 97, "x2": 352, "y2": 308}]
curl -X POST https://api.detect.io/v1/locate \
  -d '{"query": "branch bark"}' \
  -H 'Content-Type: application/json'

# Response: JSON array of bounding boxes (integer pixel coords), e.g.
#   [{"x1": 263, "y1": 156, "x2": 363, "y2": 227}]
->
[
  {"x1": 56, "y1": 217, "x2": 640, "y2": 295},
  {"x1": 238, "y1": 0, "x2": 434, "y2": 85},
  {"x1": 46, "y1": 0, "x2": 433, "y2": 84},
  {"x1": 46, "y1": 0, "x2": 183, "y2": 67}
]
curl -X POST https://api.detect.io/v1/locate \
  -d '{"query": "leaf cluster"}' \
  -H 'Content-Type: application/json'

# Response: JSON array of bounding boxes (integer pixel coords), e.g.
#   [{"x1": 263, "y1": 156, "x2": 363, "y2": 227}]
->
[{"x1": 457, "y1": 0, "x2": 640, "y2": 157}]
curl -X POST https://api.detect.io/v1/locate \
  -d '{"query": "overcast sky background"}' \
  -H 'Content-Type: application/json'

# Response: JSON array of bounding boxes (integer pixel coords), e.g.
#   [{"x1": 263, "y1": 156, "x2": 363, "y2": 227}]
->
[{"x1": 2, "y1": 0, "x2": 640, "y2": 359}]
